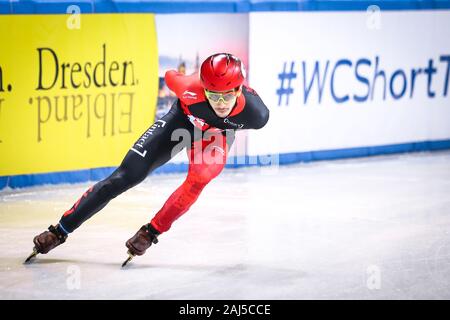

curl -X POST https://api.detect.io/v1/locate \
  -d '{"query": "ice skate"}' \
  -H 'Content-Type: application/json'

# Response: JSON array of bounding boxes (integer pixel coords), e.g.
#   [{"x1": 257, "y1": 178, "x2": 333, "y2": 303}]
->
[
  {"x1": 24, "y1": 224, "x2": 68, "y2": 263},
  {"x1": 122, "y1": 223, "x2": 160, "y2": 267}
]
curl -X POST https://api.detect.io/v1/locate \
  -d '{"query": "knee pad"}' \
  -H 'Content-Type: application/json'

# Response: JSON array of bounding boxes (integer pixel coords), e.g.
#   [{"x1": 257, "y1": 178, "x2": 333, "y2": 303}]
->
[
  {"x1": 96, "y1": 178, "x2": 124, "y2": 200},
  {"x1": 192, "y1": 163, "x2": 225, "y2": 184}
]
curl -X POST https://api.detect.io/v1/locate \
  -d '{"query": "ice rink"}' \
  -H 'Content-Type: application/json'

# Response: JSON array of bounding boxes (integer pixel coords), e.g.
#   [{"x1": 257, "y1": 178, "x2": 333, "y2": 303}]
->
[{"x1": 1, "y1": 151, "x2": 450, "y2": 299}]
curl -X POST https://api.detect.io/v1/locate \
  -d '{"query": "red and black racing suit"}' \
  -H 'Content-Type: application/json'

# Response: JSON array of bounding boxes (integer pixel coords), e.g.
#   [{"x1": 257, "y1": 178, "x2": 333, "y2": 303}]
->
[{"x1": 58, "y1": 70, "x2": 270, "y2": 235}]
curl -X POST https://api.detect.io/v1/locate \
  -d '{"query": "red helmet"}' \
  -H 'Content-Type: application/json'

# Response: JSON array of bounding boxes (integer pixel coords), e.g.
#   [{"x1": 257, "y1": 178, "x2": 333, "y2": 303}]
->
[{"x1": 200, "y1": 53, "x2": 246, "y2": 92}]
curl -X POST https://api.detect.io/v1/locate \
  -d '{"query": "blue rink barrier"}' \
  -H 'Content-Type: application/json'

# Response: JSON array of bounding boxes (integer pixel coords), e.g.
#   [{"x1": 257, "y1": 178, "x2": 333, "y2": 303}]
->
[
  {"x1": 1, "y1": 139, "x2": 450, "y2": 190},
  {"x1": 1, "y1": 0, "x2": 450, "y2": 14}
]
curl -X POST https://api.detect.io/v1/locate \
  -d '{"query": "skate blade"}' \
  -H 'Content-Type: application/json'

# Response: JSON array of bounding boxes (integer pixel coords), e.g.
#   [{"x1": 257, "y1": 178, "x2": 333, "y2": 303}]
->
[
  {"x1": 24, "y1": 248, "x2": 38, "y2": 264},
  {"x1": 121, "y1": 252, "x2": 135, "y2": 268}
]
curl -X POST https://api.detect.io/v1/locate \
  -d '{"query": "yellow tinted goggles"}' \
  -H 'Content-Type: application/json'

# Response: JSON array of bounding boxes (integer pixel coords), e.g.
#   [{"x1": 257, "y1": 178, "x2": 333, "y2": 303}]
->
[{"x1": 204, "y1": 89, "x2": 238, "y2": 103}]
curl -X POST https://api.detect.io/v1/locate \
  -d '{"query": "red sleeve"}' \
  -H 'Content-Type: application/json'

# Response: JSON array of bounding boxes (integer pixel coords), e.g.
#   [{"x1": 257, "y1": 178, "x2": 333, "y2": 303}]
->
[
  {"x1": 164, "y1": 70, "x2": 186, "y2": 97},
  {"x1": 164, "y1": 70, "x2": 206, "y2": 105}
]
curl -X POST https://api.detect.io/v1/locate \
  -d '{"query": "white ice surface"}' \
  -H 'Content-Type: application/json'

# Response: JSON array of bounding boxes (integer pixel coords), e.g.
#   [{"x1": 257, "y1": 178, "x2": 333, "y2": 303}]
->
[{"x1": 1, "y1": 151, "x2": 450, "y2": 299}]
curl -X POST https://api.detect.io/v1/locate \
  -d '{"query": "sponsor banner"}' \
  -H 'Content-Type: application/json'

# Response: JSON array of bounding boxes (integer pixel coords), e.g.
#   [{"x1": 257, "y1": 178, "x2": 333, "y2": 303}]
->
[
  {"x1": 248, "y1": 10, "x2": 450, "y2": 155},
  {"x1": 0, "y1": 14, "x2": 158, "y2": 175}
]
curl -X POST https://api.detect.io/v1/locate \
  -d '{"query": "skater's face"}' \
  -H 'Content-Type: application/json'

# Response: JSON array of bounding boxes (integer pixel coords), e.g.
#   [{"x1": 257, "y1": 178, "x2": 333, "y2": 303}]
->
[{"x1": 205, "y1": 87, "x2": 241, "y2": 118}]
